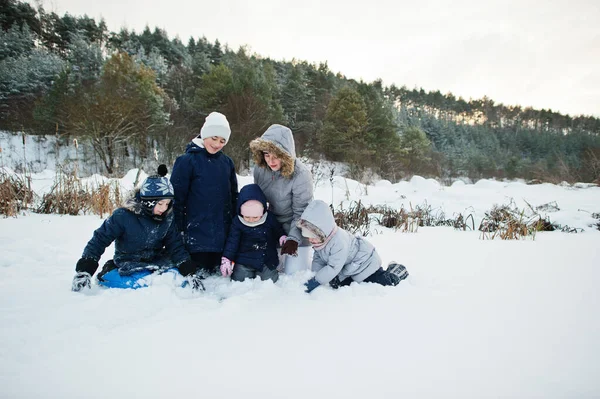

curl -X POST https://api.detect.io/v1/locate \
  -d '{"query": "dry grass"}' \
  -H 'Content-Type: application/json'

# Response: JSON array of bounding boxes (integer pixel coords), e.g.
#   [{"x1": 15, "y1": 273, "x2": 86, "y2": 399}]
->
[
  {"x1": 478, "y1": 200, "x2": 568, "y2": 240},
  {"x1": 36, "y1": 168, "x2": 122, "y2": 217},
  {"x1": 89, "y1": 181, "x2": 122, "y2": 218},
  {"x1": 333, "y1": 201, "x2": 475, "y2": 235},
  {"x1": 37, "y1": 170, "x2": 91, "y2": 215},
  {"x1": 333, "y1": 201, "x2": 371, "y2": 236},
  {"x1": 0, "y1": 169, "x2": 35, "y2": 217}
]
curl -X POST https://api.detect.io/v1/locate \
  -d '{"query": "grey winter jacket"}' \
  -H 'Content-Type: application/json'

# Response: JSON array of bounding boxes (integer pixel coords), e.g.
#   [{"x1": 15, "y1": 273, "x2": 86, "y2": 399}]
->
[
  {"x1": 298, "y1": 200, "x2": 381, "y2": 285},
  {"x1": 250, "y1": 125, "x2": 313, "y2": 244}
]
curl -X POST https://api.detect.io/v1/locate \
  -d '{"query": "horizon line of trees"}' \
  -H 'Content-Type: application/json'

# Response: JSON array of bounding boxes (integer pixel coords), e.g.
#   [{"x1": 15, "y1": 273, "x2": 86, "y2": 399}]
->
[{"x1": 1, "y1": 0, "x2": 599, "y2": 183}]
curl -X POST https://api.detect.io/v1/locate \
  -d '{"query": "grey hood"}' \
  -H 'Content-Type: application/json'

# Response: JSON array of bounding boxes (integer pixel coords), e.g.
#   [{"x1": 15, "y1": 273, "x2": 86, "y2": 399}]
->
[
  {"x1": 259, "y1": 124, "x2": 296, "y2": 158},
  {"x1": 297, "y1": 200, "x2": 336, "y2": 241},
  {"x1": 249, "y1": 124, "x2": 297, "y2": 178}
]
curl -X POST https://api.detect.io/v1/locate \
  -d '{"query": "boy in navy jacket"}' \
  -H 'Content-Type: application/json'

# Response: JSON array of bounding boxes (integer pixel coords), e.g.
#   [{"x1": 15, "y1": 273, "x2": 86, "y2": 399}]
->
[{"x1": 72, "y1": 165, "x2": 200, "y2": 291}]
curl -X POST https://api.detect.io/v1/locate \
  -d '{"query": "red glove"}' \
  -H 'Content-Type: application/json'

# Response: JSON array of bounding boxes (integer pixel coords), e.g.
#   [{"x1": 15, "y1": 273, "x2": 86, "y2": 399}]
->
[{"x1": 281, "y1": 239, "x2": 298, "y2": 256}]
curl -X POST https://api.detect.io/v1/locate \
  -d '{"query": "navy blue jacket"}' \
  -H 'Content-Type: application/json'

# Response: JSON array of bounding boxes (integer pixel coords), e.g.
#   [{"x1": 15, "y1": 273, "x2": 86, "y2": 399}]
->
[
  {"x1": 222, "y1": 184, "x2": 285, "y2": 271},
  {"x1": 81, "y1": 199, "x2": 189, "y2": 275},
  {"x1": 170, "y1": 140, "x2": 238, "y2": 253}
]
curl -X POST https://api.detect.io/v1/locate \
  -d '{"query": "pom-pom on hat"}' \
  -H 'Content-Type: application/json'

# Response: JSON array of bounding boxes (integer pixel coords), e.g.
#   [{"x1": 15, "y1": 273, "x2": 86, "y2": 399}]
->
[
  {"x1": 240, "y1": 200, "x2": 264, "y2": 218},
  {"x1": 200, "y1": 112, "x2": 231, "y2": 143},
  {"x1": 140, "y1": 164, "x2": 174, "y2": 200}
]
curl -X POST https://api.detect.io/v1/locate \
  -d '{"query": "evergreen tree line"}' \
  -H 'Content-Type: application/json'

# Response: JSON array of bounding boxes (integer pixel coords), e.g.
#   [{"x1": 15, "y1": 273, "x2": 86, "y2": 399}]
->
[{"x1": 1, "y1": 0, "x2": 599, "y2": 182}]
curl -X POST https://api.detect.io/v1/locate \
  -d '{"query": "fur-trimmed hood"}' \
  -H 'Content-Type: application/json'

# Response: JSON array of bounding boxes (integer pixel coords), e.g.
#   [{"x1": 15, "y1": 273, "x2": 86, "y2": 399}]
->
[
  {"x1": 249, "y1": 124, "x2": 296, "y2": 178},
  {"x1": 123, "y1": 189, "x2": 144, "y2": 214},
  {"x1": 296, "y1": 200, "x2": 336, "y2": 241}
]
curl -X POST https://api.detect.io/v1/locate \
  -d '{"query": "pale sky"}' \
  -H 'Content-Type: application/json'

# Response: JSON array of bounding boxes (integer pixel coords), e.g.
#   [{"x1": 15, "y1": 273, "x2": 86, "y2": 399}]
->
[{"x1": 40, "y1": 0, "x2": 600, "y2": 117}]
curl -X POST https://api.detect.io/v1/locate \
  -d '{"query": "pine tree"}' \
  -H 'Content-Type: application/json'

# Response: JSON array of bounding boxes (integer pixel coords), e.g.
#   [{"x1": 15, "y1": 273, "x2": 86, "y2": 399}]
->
[{"x1": 319, "y1": 86, "x2": 369, "y2": 167}]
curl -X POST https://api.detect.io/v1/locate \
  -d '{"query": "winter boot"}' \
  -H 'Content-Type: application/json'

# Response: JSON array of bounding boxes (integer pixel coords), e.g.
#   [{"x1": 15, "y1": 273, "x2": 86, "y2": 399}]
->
[{"x1": 387, "y1": 262, "x2": 409, "y2": 281}]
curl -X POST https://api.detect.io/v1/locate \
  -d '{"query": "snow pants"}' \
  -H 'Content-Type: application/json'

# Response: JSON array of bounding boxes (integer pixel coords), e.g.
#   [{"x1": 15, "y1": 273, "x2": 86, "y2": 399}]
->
[
  {"x1": 330, "y1": 267, "x2": 402, "y2": 289},
  {"x1": 231, "y1": 263, "x2": 279, "y2": 283}
]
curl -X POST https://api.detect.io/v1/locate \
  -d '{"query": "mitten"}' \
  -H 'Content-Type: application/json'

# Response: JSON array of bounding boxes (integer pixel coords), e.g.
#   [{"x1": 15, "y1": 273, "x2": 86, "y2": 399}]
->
[
  {"x1": 190, "y1": 273, "x2": 205, "y2": 291},
  {"x1": 220, "y1": 257, "x2": 234, "y2": 277},
  {"x1": 281, "y1": 239, "x2": 298, "y2": 256},
  {"x1": 304, "y1": 277, "x2": 320, "y2": 293},
  {"x1": 75, "y1": 257, "x2": 99, "y2": 276},
  {"x1": 278, "y1": 235, "x2": 288, "y2": 247},
  {"x1": 178, "y1": 259, "x2": 198, "y2": 276},
  {"x1": 72, "y1": 272, "x2": 91, "y2": 292}
]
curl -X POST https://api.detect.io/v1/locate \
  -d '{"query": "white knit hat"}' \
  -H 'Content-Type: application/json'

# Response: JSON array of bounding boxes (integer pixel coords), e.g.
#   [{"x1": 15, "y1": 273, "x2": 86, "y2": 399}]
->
[{"x1": 200, "y1": 112, "x2": 231, "y2": 143}]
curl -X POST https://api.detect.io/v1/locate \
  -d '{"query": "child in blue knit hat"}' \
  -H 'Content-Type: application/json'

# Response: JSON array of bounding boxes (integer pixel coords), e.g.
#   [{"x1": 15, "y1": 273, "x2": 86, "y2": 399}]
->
[{"x1": 71, "y1": 165, "x2": 201, "y2": 291}]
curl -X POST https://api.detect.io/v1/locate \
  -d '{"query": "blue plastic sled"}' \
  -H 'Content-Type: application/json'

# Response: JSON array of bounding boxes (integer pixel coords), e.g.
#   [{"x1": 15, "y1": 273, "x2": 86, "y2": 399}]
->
[{"x1": 98, "y1": 268, "x2": 186, "y2": 289}]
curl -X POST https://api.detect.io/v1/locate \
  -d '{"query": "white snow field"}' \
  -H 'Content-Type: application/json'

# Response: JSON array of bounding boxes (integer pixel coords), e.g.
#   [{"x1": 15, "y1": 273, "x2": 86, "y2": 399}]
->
[{"x1": 1, "y1": 170, "x2": 599, "y2": 398}]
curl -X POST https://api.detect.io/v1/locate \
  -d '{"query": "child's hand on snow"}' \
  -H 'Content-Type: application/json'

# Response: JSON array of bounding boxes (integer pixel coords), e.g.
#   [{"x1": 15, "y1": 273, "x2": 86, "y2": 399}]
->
[{"x1": 304, "y1": 277, "x2": 320, "y2": 293}]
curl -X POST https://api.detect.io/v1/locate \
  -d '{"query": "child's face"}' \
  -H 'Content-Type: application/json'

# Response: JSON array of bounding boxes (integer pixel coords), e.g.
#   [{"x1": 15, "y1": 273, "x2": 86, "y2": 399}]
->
[
  {"x1": 263, "y1": 152, "x2": 281, "y2": 171},
  {"x1": 204, "y1": 136, "x2": 226, "y2": 154},
  {"x1": 153, "y1": 199, "x2": 171, "y2": 215},
  {"x1": 242, "y1": 215, "x2": 261, "y2": 223}
]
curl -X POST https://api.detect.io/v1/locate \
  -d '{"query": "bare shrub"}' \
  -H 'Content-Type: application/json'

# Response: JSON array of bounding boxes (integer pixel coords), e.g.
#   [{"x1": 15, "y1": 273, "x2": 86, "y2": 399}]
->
[
  {"x1": 332, "y1": 200, "x2": 477, "y2": 237},
  {"x1": 376, "y1": 204, "x2": 419, "y2": 233},
  {"x1": 37, "y1": 170, "x2": 91, "y2": 215},
  {"x1": 379, "y1": 203, "x2": 474, "y2": 231},
  {"x1": 478, "y1": 199, "x2": 577, "y2": 239},
  {"x1": 0, "y1": 170, "x2": 35, "y2": 217},
  {"x1": 333, "y1": 201, "x2": 371, "y2": 236},
  {"x1": 90, "y1": 181, "x2": 122, "y2": 218},
  {"x1": 36, "y1": 168, "x2": 124, "y2": 217}
]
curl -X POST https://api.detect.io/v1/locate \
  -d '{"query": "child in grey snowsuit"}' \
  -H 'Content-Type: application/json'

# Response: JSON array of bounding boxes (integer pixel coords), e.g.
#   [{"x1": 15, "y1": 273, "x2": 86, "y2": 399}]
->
[{"x1": 298, "y1": 200, "x2": 408, "y2": 293}]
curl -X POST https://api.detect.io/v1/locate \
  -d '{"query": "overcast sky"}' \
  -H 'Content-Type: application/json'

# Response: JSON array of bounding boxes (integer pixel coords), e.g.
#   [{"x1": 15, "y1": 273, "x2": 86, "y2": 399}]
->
[{"x1": 41, "y1": 0, "x2": 600, "y2": 117}]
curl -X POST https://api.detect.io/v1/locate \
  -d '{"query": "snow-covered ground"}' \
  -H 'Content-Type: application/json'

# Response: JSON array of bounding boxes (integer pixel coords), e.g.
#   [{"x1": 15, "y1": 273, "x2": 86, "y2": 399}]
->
[{"x1": 1, "y1": 169, "x2": 599, "y2": 398}]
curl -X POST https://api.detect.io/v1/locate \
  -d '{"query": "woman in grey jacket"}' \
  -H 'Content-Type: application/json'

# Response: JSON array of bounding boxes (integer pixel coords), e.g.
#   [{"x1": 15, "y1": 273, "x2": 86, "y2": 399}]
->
[
  {"x1": 249, "y1": 124, "x2": 314, "y2": 274},
  {"x1": 297, "y1": 200, "x2": 409, "y2": 293}
]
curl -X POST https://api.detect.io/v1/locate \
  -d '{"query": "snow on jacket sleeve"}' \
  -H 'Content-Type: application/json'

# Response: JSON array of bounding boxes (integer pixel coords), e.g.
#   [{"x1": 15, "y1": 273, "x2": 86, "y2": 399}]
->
[
  {"x1": 81, "y1": 210, "x2": 125, "y2": 262},
  {"x1": 314, "y1": 239, "x2": 350, "y2": 285},
  {"x1": 170, "y1": 155, "x2": 192, "y2": 232},
  {"x1": 163, "y1": 217, "x2": 190, "y2": 265},
  {"x1": 222, "y1": 217, "x2": 242, "y2": 262},
  {"x1": 288, "y1": 166, "x2": 313, "y2": 243}
]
